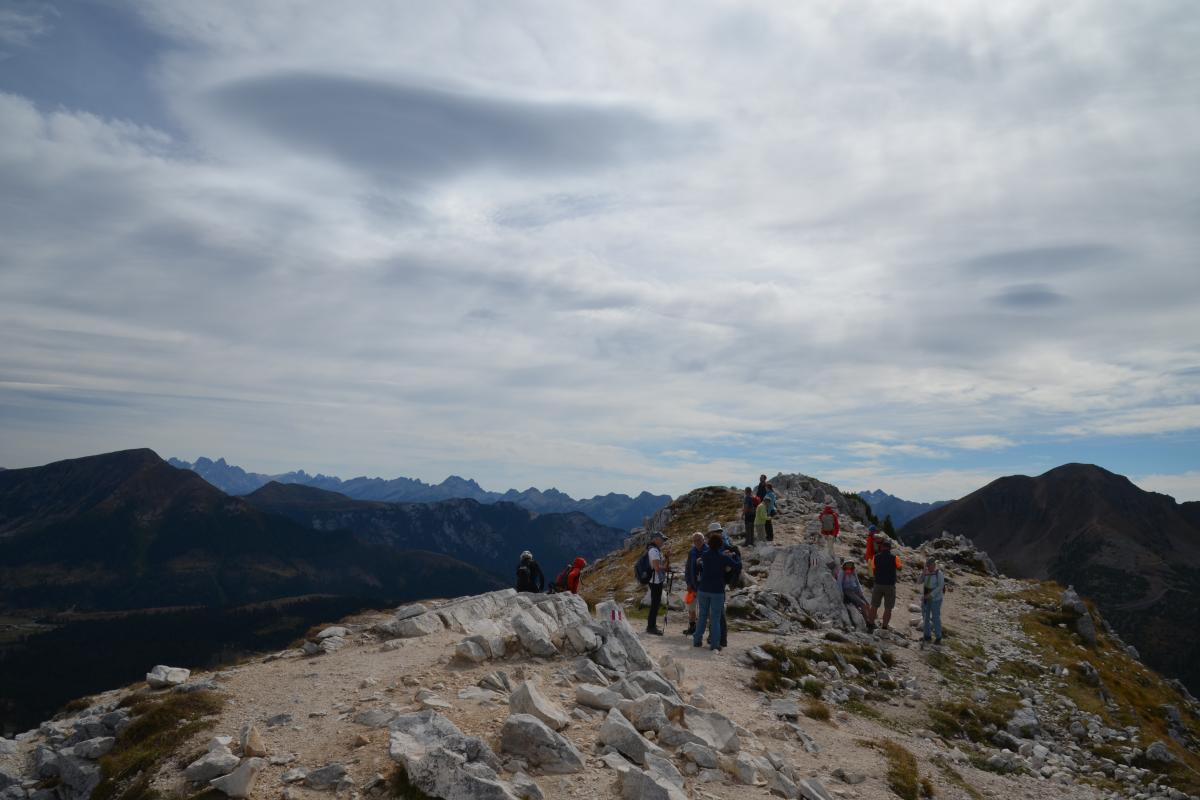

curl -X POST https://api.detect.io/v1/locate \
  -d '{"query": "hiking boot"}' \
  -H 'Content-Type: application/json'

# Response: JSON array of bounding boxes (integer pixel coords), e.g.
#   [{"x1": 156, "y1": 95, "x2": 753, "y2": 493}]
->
[
  {"x1": 683, "y1": 624, "x2": 695, "y2": 635},
  {"x1": 646, "y1": 627, "x2": 664, "y2": 636},
  {"x1": 935, "y1": 637, "x2": 942, "y2": 645},
  {"x1": 922, "y1": 636, "x2": 931, "y2": 643}
]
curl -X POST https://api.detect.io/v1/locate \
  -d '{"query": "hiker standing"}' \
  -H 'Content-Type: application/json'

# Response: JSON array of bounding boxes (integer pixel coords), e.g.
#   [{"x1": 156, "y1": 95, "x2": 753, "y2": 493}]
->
[
  {"x1": 753, "y1": 497, "x2": 769, "y2": 546},
  {"x1": 817, "y1": 497, "x2": 840, "y2": 561},
  {"x1": 763, "y1": 483, "x2": 777, "y2": 542},
  {"x1": 837, "y1": 560, "x2": 876, "y2": 629},
  {"x1": 515, "y1": 550, "x2": 545, "y2": 593},
  {"x1": 683, "y1": 531, "x2": 704, "y2": 636},
  {"x1": 755, "y1": 474, "x2": 768, "y2": 499},
  {"x1": 864, "y1": 524, "x2": 878, "y2": 577},
  {"x1": 645, "y1": 533, "x2": 668, "y2": 636},
  {"x1": 692, "y1": 527, "x2": 741, "y2": 653},
  {"x1": 919, "y1": 556, "x2": 946, "y2": 644},
  {"x1": 566, "y1": 557, "x2": 586, "y2": 594},
  {"x1": 870, "y1": 539, "x2": 902, "y2": 630},
  {"x1": 741, "y1": 487, "x2": 758, "y2": 546}
]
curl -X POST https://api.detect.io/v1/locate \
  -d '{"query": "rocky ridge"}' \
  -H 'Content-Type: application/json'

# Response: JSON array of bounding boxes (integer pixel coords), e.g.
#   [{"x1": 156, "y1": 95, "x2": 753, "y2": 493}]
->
[{"x1": 1, "y1": 473, "x2": 1198, "y2": 800}]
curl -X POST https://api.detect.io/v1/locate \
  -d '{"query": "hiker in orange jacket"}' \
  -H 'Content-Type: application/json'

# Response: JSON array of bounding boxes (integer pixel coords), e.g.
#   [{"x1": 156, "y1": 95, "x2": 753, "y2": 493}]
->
[{"x1": 566, "y1": 557, "x2": 586, "y2": 594}]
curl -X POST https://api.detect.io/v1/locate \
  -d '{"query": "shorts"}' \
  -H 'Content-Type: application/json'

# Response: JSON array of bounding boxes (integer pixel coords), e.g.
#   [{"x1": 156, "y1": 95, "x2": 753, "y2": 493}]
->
[{"x1": 871, "y1": 584, "x2": 896, "y2": 610}]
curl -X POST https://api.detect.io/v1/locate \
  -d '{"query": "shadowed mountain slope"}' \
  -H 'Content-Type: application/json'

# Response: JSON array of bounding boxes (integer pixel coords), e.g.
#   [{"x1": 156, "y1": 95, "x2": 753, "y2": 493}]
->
[
  {"x1": 0, "y1": 450, "x2": 502, "y2": 611},
  {"x1": 900, "y1": 463, "x2": 1200, "y2": 692},
  {"x1": 243, "y1": 481, "x2": 626, "y2": 582}
]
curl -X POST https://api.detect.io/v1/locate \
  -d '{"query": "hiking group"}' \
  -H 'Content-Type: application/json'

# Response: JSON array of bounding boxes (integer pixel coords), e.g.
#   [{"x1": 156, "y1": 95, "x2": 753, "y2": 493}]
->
[
  {"x1": 515, "y1": 472, "x2": 948, "y2": 651},
  {"x1": 635, "y1": 523, "x2": 742, "y2": 652}
]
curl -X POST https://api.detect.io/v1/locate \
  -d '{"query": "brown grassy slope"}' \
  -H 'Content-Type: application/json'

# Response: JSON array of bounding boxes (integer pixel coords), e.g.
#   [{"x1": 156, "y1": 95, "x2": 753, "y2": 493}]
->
[{"x1": 580, "y1": 487, "x2": 741, "y2": 609}]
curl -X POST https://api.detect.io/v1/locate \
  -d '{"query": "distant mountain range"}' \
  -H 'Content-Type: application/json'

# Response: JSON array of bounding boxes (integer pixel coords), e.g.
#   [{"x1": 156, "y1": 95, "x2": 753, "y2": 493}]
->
[
  {"x1": 901, "y1": 463, "x2": 1200, "y2": 693},
  {"x1": 857, "y1": 489, "x2": 953, "y2": 528},
  {"x1": 243, "y1": 481, "x2": 625, "y2": 582},
  {"x1": 0, "y1": 449, "x2": 503, "y2": 612},
  {"x1": 168, "y1": 456, "x2": 669, "y2": 531}
]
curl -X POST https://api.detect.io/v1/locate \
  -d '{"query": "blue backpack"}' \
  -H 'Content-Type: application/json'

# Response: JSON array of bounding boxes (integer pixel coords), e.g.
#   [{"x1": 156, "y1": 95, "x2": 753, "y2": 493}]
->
[{"x1": 634, "y1": 547, "x2": 653, "y2": 585}]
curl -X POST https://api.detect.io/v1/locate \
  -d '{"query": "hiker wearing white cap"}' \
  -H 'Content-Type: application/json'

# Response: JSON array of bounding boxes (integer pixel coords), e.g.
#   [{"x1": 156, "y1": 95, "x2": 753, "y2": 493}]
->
[
  {"x1": 515, "y1": 550, "x2": 545, "y2": 593},
  {"x1": 644, "y1": 532, "x2": 668, "y2": 636}
]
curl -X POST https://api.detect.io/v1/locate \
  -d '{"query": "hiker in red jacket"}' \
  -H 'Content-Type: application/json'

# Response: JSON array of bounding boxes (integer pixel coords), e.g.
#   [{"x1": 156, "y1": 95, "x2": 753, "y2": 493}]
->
[
  {"x1": 864, "y1": 524, "x2": 878, "y2": 577},
  {"x1": 817, "y1": 497, "x2": 840, "y2": 562},
  {"x1": 566, "y1": 557, "x2": 586, "y2": 594}
]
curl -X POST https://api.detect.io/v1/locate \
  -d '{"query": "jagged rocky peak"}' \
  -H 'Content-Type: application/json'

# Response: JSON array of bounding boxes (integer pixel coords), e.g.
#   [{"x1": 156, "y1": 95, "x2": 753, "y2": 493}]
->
[{"x1": 4, "y1": 473, "x2": 1200, "y2": 800}]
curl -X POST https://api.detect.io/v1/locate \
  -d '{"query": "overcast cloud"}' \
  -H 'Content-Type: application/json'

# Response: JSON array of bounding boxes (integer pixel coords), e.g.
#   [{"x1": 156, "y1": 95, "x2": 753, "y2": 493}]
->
[{"x1": 1, "y1": 0, "x2": 1197, "y2": 501}]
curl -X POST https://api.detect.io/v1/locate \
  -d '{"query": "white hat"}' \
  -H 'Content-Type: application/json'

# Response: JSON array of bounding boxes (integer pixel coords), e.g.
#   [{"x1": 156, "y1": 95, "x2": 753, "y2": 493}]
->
[
  {"x1": 707, "y1": 521, "x2": 724, "y2": 534},
  {"x1": 520, "y1": 550, "x2": 532, "y2": 560}
]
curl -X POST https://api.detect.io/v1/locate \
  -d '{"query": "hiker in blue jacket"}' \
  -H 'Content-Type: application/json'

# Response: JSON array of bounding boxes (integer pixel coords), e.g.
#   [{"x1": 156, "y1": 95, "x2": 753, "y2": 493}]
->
[
  {"x1": 693, "y1": 528, "x2": 741, "y2": 653},
  {"x1": 919, "y1": 556, "x2": 946, "y2": 644}
]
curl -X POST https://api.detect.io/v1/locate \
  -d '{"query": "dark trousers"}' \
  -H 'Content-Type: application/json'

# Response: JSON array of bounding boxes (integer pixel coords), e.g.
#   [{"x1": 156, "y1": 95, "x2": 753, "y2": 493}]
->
[
  {"x1": 765, "y1": 519, "x2": 774, "y2": 541},
  {"x1": 647, "y1": 582, "x2": 664, "y2": 631},
  {"x1": 743, "y1": 514, "x2": 756, "y2": 545}
]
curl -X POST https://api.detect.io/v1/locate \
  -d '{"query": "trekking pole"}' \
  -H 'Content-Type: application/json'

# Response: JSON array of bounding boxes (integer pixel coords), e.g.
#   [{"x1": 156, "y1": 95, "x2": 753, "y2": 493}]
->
[{"x1": 664, "y1": 569, "x2": 675, "y2": 626}]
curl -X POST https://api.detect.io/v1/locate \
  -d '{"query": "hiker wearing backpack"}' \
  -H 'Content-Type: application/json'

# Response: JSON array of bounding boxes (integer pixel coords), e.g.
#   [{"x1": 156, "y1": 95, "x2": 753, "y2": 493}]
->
[
  {"x1": 755, "y1": 474, "x2": 768, "y2": 499},
  {"x1": 918, "y1": 556, "x2": 946, "y2": 644},
  {"x1": 838, "y1": 560, "x2": 875, "y2": 629},
  {"x1": 692, "y1": 525, "x2": 741, "y2": 653},
  {"x1": 515, "y1": 550, "x2": 545, "y2": 593},
  {"x1": 643, "y1": 533, "x2": 668, "y2": 636},
  {"x1": 741, "y1": 487, "x2": 758, "y2": 546},
  {"x1": 870, "y1": 538, "x2": 902, "y2": 630},
  {"x1": 683, "y1": 531, "x2": 704, "y2": 636},
  {"x1": 817, "y1": 497, "x2": 839, "y2": 560},
  {"x1": 763, "y1": 483, "x2": 777, "y2": 542},
  {"x1": 566, "y1": 557, "x2": 586, "y2": 594},
  {"x1": 864, "y1": 524, "x2": 878, "y2": 577}
]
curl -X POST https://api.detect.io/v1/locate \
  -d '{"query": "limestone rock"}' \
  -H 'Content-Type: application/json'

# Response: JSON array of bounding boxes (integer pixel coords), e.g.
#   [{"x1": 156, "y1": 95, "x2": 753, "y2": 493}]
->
[
  {"x1": 619, "y1": 768, "x2": 688, "y2": 800},
  {"x1": 353, "y1": 709, "x2": 397, "y2": 728},
  {"x1": 455, "y1": 639, "x2": 489, "y2": 664},
  {"x1": 209, "y1": 757, "x2": 265, "y2": 798},
  {"x1": 576, "y1": 683, "x2": 623, "y2": 711},
  {"x1": 680, "y1": 705, "x2": 740, "y2": 754},
  {"x1": 511, "y1": 772, "x2": 544, "y2": 800},
  {"x1": 1144, "y1": 741, "x2": 1174, "y2": 763},
  {"x1": 239, "y1": 724, "x2": 267, "y2": 757},
  {"x1": 797, "y1": 778, "x2": 836, "y2": 800},
  {"x1": 398, "y1": 613, "x2": 445, "y2": 638},
  {"x1": 146, "y1": 665, "x2": 190, "y2": 689},
  {"x1": 184, "y1": 747, "x2": 240, "y2": 782},
  {"x1": 617, "y1": 694, "x2": 669, "y2": 733},
  {"x1": 511, "y1": 611, "x2": 558, "y2": 658},
  {"x1": 599, "y1": 708, "x2": 665, "y2": 766},
  {"x1": 71, "y1": 737, "x2": 115, "y2": 760},
  {"x1": 764, "y1": 545, "x2": 852, "y2": 627},
  {"x1": 316, "y1": 626, "x2": 348, "y2": 640},
  {"x1": 509, "y1": 681, "x2": 570, "y2": 731},
  {"x1": 304, "y1": 763, "x2": 348, "y2": 789},
  {"x1": 498, "y1": 714, "x2": 585, "y2": 774},
  {"x1": 388, "y1": 711, "x2": 514, "y2": 800},
  {"x1": 681, "y1": 742, "x2": 719, "y2": 768}
]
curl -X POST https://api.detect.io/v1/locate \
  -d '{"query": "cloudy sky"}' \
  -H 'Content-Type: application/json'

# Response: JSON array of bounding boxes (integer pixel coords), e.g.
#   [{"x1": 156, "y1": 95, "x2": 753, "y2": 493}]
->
[{"x1": 1, "y1": 0, "x2": 1198, "y2": 502}]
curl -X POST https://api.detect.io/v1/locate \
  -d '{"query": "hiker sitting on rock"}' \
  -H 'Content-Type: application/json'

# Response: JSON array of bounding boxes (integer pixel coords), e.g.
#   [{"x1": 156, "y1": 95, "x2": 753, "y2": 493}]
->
[
  {"x1": 683, "y1": 531, "x2": 704, "y2": 636},
  {"x1": 838, "y1": 560, "x2": 876, "y2": 629},
  {"x1": 870, "y1": 538, "x2": 902, "y2": 630},
  {"x1": 515, "y1": 550, "x2": 545, "y2": 593},
  {"x1": 919, "y1": 556, "x2": 946, "y2": 645}
]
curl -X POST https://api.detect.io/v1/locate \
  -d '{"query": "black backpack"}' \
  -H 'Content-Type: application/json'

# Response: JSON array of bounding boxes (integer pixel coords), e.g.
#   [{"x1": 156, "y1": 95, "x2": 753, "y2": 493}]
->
[
  {"x1": 634, "y1": 547, "x2": 653, "y2": 585},
  {"x1": 723, "y1": 544, "x2": 743, "y2": 587},
  {"x1": 516, "y1": 563, "x2": 533, "y2": 592}
]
